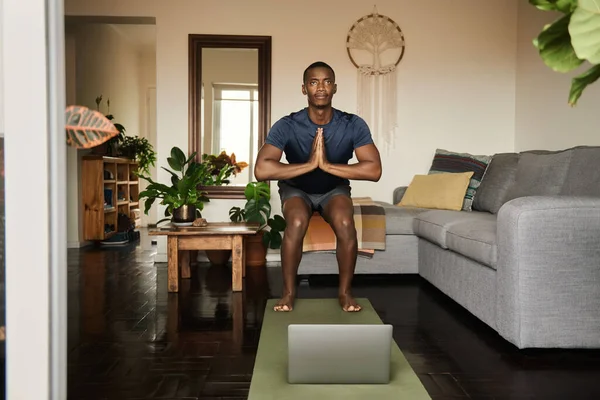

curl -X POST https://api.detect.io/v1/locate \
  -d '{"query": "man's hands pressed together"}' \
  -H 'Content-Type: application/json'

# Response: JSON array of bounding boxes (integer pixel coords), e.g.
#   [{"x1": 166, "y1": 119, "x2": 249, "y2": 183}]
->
[
  {"x1": 309, "y1": 127, "x2": 382, "y2": 182},
  {"x1": 309, "y1": 128, "x2": 329, "y2": 172},
  {"x1": 316, "y1": 128, "x2": 329, "y2": 170},
  {"x1": 307, "y1": 128, "x2": 321, "y2": 170}
]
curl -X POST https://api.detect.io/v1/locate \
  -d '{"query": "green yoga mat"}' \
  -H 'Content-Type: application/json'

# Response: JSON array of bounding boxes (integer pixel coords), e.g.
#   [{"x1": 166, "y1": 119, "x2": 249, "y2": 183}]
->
[{"x1": 248, "y1": 298, "x2": 431, "y2": 400}]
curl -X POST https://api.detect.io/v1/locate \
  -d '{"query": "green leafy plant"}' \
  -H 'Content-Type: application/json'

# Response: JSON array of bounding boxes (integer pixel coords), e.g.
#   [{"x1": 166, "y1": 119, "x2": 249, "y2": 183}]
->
[
  {"x1": 201, "y1": 151, "x2": 249, "y2": 186},
  {"x1": 531, "y1": 0, "x2": 600, "y2": 106},
  {"x1": 119, "y1": 135, "x2": 157, "y2": 175},
  {"x1": 229, "y1": 181, "x2": 286, "y2": 249},
  {"x1": 91, "y1": 95, "x2": 126, "y2": 155},
  {"x1": 138, "y1": 146, "x2": 210, "y2": 224}
]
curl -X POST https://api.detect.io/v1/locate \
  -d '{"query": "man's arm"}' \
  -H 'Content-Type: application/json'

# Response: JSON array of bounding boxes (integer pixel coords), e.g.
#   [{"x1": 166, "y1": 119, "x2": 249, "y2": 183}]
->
[
  {"x1": 254, "y1": 140, "x2": 319, "y2": 181},
  {"x1": 320, "y1": 142, "x2": 382, "y2": 182}
]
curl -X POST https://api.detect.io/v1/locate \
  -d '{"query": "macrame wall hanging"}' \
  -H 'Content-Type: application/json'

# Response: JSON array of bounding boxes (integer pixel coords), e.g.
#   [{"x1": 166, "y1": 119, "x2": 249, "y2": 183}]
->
[{"x1": 347, "y1": 6, "x2": 405, "y2": 149}]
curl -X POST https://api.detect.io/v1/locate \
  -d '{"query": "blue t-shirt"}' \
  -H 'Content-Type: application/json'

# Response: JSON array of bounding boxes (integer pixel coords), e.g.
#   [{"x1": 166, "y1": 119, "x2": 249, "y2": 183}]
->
[{"x1": 265, "y1": 108, "x2": 374, "y2": 194}]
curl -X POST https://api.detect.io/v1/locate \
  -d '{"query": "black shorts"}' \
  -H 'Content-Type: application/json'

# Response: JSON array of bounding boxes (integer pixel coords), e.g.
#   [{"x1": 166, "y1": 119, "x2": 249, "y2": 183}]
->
[{"x1": 278, "y1": 181, "x2": 351, "y2": 214}]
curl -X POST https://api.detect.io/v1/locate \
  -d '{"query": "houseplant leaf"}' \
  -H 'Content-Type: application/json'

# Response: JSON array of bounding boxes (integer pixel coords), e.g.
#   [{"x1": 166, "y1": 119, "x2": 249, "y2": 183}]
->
[
  {"x1": 171, "y1": 146, "x2": 186, "y2": 167},
  {"x1": 268, "y1": 215, "x2": 286, "y2": 232},
  {"x1": 244, "y1": 181, "x2": 270, "y2": 201},
  {"x1": 529, "y1": 0, "x2": 577, "y2": 13},
  {"x1": 569, "y1": 0, "x2": 600, "y2": 64},
  {"x1": 269, "y1": 232, "x2": 282, "y2": 249},
  {"x1": 244, "y1": 198, "x2": 271, "y2": 225},
  {"x1": 568, "y1": 63, "x2": 600, "y2": 105},
  {"x1": 65, "y1": 105, "x2": 119, "y2": 149},
  {"x1": 534, "y1": 14, "x2": 584, "y2": 72},
  {"x1": 143, "y1": 197, "x2": 156, "y2": 214},
  {"x1": 167, "y1": 147, "x2": 187, "y2": 172},
  {"x1": 262, "y1": 230, "x2": 283, "y2": 249},
  {"x1": 229, "y1": 206, "x2": 246, "y2": 222}
]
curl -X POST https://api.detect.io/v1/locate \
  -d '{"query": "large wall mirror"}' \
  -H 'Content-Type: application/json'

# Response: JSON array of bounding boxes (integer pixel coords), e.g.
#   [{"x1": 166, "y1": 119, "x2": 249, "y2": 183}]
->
[{"x1": 189, "y1": 34, "x2": 271, "y2": 199}]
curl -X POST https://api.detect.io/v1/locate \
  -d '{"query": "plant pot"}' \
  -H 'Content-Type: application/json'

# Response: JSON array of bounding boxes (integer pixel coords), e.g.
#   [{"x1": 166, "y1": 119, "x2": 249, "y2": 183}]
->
[
  {"x1": 172, "y1": 205, "x2": 196, "y2": 223},
  {"x1": 91, "y1": 142, "x2": 109, "y2": 155},
  {"x1": 206, "y1": 249, "x2": 231, "y2": 265},
  {"x1": 246, "y1": 231, "x2": 267, "y2": 267}
]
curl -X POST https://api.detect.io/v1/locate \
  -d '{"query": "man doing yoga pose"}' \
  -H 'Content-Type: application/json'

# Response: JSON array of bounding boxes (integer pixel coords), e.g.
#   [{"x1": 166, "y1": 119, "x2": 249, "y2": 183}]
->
[{"x1": 254, "y1": 61, "x2": 382, "y2": 312}]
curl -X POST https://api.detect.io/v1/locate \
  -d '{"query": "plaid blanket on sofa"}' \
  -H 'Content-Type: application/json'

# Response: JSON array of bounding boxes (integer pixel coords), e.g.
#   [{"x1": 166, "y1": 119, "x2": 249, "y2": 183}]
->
[{"x1": 302, "y1": 197, "x2": 386, "y2": 257}]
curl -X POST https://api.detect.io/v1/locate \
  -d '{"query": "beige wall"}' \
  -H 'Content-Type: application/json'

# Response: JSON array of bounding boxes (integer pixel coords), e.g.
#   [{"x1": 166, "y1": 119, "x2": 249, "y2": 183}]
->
[
  {"x1": 515, "y1": 3, "x2": 600, "y2": 151},
  {"x1": 65, "y1": 0, "x2": 520, "y2": 260},
  {"x1": 73, "y1": 23, "x2": 143, "y2": 134}
]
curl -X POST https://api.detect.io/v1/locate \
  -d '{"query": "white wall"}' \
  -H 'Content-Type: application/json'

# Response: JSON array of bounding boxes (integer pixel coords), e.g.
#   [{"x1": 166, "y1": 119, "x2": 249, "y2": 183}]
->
[
  {"x1": 138, "y1": 51, "x2": 157, "y2": 144},
  {"x1": 138, "y1": 52, "x2": 157, "y2": 226},
  {"x1": 73, "y1": 23, "x2": 142, "y2": 133},
  {"x1": 65, "y1": 34, "x2": 81, "y2": 247},
  {"x1": 66, "y1": 22, "x2": 157, "y2": 246},
  {"x1": 515, "y1": 3, "x2": 600, "y2": 150},
  {"x1": 65, "y1": 0, "x2": 519, "y2": 260}
]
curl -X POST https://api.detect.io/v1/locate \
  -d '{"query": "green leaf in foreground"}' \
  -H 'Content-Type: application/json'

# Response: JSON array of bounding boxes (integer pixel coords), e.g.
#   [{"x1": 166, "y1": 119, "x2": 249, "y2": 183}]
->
[
  {"x1": 568, "y1": 0, "x2": 600, "y2": 64},
  {"x1": 529, "y1": 0, "x2": 577, "y2": 13},
  {"x1": 534, "y1": 14, "x2": 584, "y2": 72},
  {"x1": 568, "y1": 63, "x2": 600, "y2": 105}
]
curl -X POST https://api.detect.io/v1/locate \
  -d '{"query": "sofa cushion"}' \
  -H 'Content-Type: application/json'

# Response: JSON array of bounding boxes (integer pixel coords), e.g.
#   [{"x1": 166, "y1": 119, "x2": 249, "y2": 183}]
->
[
  {"x1": 504, "y1": 150, "x2": 572, "y2": 203},
  {"x1": 399, "y1": 172, "x2": 474, "y2": 211},
  {"x1": 446, "y1": 215, "x2": 498, "y2": 269},
  {"x1": 428, "y1": 149, "x2": 492, "y2": 212},
  {"x1": 413, "y1": 210, "x2": 492, "y2": 248},
  {"x1": 376, "y1": 201, "x2": 428, "y2": 235},
  {"x1": 472, "y1": 152, "x2": 520, "y2": 214},
  {"x1": 560, "y1": 146, "x2": 600, "y2": 196},
  {"x1": 392, "y1": 186, "x2": 408, "y2": 204}
]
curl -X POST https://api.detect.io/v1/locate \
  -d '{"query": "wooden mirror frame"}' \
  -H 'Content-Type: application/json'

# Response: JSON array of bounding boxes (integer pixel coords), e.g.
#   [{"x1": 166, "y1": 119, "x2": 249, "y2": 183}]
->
[{"x1": 188, "y1": 34, "x2": 272, "y2": 199}]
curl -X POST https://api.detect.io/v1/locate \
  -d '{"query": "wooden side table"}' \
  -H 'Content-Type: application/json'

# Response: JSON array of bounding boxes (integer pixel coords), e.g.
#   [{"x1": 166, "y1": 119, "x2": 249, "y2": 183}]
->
[{"x1": 149, "y1": 222, "x2": 260, "y2": 292}]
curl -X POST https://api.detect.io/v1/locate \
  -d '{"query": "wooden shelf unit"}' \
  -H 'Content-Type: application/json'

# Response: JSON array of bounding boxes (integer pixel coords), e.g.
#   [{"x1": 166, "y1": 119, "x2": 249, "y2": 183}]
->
[{"x1": 82, "y1": 155, "x2": 140, "y2": 241}]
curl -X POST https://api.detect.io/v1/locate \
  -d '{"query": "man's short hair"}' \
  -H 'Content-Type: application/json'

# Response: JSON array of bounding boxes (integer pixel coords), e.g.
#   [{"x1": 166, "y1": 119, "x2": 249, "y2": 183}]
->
[{"x1": 303, "y1": 61, "x2": 335, "y2": 83}]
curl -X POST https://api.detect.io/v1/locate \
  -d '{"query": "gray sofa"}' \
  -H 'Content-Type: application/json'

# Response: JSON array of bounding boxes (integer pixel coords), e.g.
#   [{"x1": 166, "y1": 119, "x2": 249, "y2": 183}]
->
[{"x1": 298, "y1": 145, "x2": 600, "y2": 349}]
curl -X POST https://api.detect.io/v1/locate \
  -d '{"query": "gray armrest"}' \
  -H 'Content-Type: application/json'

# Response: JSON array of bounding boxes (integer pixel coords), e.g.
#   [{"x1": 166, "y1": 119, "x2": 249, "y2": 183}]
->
[
  {"x1": 496, "y1": 196, "x2": 600, "y2": 348},
  {"x1": 392, "y1": 186, "x2": 408, "y2": 205}
]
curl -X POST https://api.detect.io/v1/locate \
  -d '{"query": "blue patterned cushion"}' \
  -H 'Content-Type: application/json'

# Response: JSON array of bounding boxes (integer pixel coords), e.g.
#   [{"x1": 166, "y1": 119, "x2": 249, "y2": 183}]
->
[{"x1": 428, "y1": 149, "x2": 492, "y2": 211}]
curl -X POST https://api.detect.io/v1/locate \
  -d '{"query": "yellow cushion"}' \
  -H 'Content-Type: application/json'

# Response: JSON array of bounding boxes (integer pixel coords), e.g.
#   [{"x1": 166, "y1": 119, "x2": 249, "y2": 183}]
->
[{"x1": 398, "y1": 172, "x2": 474, "y2": 211}]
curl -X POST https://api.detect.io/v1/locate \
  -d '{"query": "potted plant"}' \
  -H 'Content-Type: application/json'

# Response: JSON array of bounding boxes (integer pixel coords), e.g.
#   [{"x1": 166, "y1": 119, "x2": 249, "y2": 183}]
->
[
  {"x1": 229, "y1": 181, "x2": 286, "y2": 266},
  {"x1": 138, "y1": 146, "x2": 211, "y2": 225},
  {"x1": 119, "y1": 135, "x2": 157, "y2": 175},
  {"x1": 91, "y1": 95, "x2": 126, "y2": 155}
]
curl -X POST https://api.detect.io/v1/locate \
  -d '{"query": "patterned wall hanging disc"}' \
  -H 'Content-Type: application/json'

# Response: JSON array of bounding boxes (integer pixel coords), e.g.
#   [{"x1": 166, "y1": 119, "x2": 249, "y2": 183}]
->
[{"x1": 347, "y1": 6, "x2": 405, "y2": 149}]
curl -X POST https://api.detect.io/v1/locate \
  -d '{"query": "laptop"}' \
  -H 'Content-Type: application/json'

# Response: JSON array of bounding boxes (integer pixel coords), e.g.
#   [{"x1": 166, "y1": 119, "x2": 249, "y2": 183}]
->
[{"x1": 287, "y1": 324, "x2": 393, "y2": 384}]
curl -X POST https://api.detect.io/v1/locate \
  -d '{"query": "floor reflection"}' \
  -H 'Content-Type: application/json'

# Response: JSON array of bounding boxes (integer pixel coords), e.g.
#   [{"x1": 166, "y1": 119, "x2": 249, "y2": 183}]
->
[{"x1": 69, "y1": 240, "x2": 271, "y2": 399}]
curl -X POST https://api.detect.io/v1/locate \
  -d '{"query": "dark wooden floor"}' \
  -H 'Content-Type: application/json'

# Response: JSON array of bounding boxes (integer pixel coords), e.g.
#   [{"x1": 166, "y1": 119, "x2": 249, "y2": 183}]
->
[{"x1": 65, "y1": 237, "x2": 600, "y2": 400}]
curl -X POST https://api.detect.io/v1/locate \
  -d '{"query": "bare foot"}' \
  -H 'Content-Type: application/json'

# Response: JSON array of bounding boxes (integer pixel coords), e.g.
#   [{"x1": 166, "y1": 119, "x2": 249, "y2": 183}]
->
[
  {"x1": 274, "y1": 293, "x2": 295, "y2": 312},
  {"x1": 339, "y1": 293, "x2": 361, "y2": 312}
]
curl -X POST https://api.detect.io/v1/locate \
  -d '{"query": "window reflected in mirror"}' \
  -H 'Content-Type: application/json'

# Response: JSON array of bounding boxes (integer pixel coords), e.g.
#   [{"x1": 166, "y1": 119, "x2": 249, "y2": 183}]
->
[{"x1": 201, "y1": 48, "x2": 258, "y2": 186}]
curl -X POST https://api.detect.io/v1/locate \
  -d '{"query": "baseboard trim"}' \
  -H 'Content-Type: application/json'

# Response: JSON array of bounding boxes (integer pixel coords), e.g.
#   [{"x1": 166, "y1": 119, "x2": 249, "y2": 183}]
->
[{"x1": 67, "y1": 240, "x2": 93, "y2": 249}]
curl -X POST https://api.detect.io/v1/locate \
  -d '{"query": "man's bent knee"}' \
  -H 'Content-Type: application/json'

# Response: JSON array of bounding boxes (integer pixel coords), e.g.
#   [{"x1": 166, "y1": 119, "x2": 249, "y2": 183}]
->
[
  {"x1": 282, "y1": 197, "x2": 311, "y2": 239},
  {"x1": 331, "y1": 214, "x2": 356, "y2": 237},
  {"x1": 286, "y1": 214, "x2": 309, "y2": 235}
]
